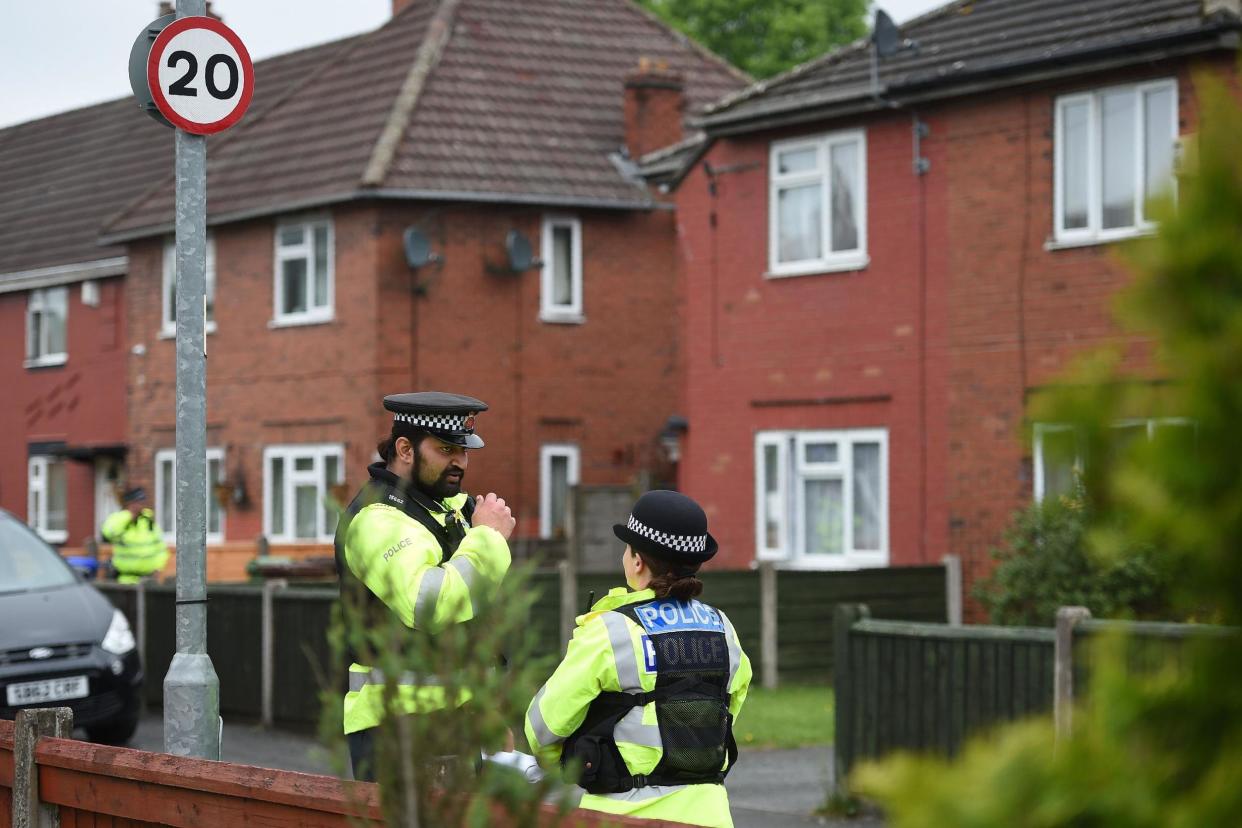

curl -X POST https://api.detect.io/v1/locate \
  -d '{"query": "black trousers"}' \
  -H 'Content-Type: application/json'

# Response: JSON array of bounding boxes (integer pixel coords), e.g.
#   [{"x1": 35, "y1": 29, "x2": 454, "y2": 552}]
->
[{"x1": 348, "y1": 727, "x2": 377, "y2": 782}]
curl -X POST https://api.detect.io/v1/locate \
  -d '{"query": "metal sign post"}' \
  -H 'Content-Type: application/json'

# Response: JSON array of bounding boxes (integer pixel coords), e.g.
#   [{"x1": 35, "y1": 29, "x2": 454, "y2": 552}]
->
[{"x1": 131, "y1": 0, "x2": 253, "y2": 760}]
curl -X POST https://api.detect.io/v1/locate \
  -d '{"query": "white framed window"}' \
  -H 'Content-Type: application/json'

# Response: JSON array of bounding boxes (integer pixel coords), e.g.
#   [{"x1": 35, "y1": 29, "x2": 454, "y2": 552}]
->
[
  {"x1": 27, "y1": 455, "x2": 67, "y2": 544},
  {"x1": 754, "y1": 429, "x2": 887, "y2": 569},
  {"x1": 26, "y1": 287, "x2": 68, "y2": 367},
  {"x1": 273, "y1": 218, "x2": 333, "y2": 326},
  {"x1": 263, "y1": 444, "x2": 344, "y2": 543},
  {"x1": 768, "y1": 130, "x2": 867, "y2": 277},
  {"x1": 540, "y1": 216, "x2": 584, "y2": 323},
  {"x1": 1054, "y1": 79, "x2": 1178, "y2": 244},
  {"x1": 539, "y1": 444, "x2": 580, "y2": 540},
  {"x1": 1033, "y1": 418, "x2": 1193, "y2": 501},
  {"x1": 162, "y1": 236, "x2": 217, "y2": 336},
  {"x1": 154, "y1": 448, "x2": 227, "y2": 543}
]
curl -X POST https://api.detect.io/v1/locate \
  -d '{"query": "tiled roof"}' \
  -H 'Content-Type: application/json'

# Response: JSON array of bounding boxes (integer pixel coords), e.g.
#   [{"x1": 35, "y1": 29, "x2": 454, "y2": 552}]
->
[
  {"x1": 101, "y1": 0, "x2": 747, "y2": 240},
  {"x1": 698, "y1": 0, "x2": 1241, "y2": 133}
]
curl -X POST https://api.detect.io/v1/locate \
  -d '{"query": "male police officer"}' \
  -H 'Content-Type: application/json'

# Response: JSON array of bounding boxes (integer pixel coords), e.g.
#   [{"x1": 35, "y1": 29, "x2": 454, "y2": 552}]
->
[
  {"x1": 335, "y1": 392, "x2": 515, "y2": 781},
  {"x1": 100, "y1": 488, "x2": 169, "y2": 583}
]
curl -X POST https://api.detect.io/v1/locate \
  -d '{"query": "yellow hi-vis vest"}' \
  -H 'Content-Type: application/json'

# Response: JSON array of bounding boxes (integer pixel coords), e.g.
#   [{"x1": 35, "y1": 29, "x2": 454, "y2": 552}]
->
[
  {"x1": 336, "y1": 464, "x2": 510, "y2": 735},
  {"x1": 525, "y1": 587, "x2": 753, "y2": 828},
  {"x1": 101, "y1": 509, "x2": 169, "y2": 584}
]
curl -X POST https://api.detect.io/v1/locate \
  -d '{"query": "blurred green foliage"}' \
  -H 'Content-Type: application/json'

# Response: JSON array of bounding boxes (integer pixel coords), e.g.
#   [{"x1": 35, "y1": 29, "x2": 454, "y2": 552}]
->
[
  {"x1": 975, "y1": 493, "x2": 1171, "y2": 626},
  {"x1": 639, "y1": 0, "x2": 869, "y2": 79},
  {"x1": 855, "y1": 68, "x2": 1242, "y2": 826}
]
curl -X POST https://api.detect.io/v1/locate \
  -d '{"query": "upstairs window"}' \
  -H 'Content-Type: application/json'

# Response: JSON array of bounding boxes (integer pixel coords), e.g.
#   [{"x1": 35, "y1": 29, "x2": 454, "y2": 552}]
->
[
  {"x1": 162, "y1": 236, "x2": 217, "y2": 336},
  {"x1": 540, "y1": 216, "x2": 583, "y2": 322},
  {"x1": 274, "y1": 218, "x2": 333, "y2": 325},
  {"x1": 1054, "y1": 80, "x2": 1177, "y2": 244},
  {"x1": 26, "y1": 287, "x2": 68, "y2": 367},
  {"x1": 1034, "y1": 418, "x2": 1194, "y2": 502},
  {"x1": 769, "y1": 130, "x2": 867, "y2": 277}
]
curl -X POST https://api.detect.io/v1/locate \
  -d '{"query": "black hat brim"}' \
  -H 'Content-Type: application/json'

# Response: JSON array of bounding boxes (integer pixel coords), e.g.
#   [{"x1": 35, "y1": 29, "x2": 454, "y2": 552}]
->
[
  {"x1": 612, "y1": 523, "x2": 717, "y2": 566},
  {"x1": 430, "y1": 432, "x2": 485, "y2": 449}
]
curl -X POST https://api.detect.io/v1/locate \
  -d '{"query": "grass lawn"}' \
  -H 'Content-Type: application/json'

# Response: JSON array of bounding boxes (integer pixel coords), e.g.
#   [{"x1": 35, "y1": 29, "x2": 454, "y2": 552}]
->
[{"x1": 734, "y1": 684, "x2": 834, "y2": 749}]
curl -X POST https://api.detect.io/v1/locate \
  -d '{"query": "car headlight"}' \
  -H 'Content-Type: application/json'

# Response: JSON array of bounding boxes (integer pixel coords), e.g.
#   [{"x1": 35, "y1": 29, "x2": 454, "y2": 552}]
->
[{"x1": 101, "y1": 609, "x2": 136, "y2": 655}]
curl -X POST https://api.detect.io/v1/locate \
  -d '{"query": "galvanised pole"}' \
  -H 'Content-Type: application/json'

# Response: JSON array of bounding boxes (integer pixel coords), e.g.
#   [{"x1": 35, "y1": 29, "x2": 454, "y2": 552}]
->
[{"x1": 163, "y1": 0, "x2": 221, "y2": 760}]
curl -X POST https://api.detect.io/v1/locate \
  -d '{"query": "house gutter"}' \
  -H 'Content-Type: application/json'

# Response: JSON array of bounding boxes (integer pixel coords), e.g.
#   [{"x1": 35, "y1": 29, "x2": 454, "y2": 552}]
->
[{"x1": 0, "y1": 257, "x2": 127, "y2": 293}]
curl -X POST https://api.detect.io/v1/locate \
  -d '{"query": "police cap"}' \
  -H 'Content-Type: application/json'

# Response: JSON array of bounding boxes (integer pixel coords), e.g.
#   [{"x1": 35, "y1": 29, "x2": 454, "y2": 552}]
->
[
  {"x1": 613, "y1": 489, "x2": 718, "y2": 569},
  {"x1": 384, "y1": 391, "x2": 488, "y2": 449}
]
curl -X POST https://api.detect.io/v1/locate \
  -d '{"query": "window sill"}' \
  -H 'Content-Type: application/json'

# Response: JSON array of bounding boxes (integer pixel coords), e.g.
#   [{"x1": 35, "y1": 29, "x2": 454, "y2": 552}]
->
[
  {"x1": 754, "y1": 555, "x2": 890, "y2": 571},
  {"x1": 24, "y1": 354, "x2": 68, "y2": 369},
  {"x1": 38, "y1": 529, "x2": 68, "y2": 544},
  {"x1": 765, "y1": 255, "x2": 870, "y2": 279},
  {"x1": 539, "y1": 311, "x2": 586, "y2": 325},
  {"x1": 1045, "y1": 229, "x2": 1156, "y2": 251},
  {"x1": 158, "y1": 324, "x2": 218, "y2": 340},
  {"x1": 268, "y1": 313, "x2": 334, "y2": 329}
]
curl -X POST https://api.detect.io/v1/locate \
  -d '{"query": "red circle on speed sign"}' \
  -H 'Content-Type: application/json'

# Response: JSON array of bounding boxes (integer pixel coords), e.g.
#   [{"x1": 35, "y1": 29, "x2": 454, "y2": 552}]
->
[{"x1": 147, "y1": 16, "x2": 254, "y2": 135}]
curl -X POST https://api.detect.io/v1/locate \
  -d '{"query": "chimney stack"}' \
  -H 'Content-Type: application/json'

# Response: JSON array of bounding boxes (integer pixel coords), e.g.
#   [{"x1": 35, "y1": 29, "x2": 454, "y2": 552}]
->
[{"x1": 623, "y1": 57, "x2": 685, "y2": 161}]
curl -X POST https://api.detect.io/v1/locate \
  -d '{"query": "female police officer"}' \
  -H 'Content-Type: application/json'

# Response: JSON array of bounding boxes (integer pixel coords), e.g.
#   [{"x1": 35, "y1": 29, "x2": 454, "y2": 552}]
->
[{"x1": 525, "y1": 490, "x2": 752, "y2": 827}]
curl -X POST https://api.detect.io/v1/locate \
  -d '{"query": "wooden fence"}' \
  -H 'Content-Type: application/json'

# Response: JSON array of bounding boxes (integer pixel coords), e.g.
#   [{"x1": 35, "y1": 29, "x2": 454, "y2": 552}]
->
[
  {"x1": 0, "y1": 711, "x2": 681, "y2": 828},
  {"x1": 99, "y1": 564, "x2": 947, "y2": 726},
  {"x1": 832, "y1": 604, "x2": 1236, "y2": 787}
]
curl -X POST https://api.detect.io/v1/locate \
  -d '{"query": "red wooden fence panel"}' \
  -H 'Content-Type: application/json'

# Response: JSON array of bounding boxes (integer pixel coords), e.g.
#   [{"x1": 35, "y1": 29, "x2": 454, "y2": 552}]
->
[{"x1": 1, "y1": 717, "x2": 14, "y2": 828}]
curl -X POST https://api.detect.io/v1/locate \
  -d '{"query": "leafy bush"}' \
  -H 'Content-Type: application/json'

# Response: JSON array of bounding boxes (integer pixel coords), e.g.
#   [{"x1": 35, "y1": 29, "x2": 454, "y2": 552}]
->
[{"x1": 975, "y1": 494, "x2": 1170, "y2": 626}]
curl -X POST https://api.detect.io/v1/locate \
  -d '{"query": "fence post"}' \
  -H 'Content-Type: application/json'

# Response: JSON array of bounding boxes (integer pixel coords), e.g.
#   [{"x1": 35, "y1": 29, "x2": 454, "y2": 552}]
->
[
  {"x1": 942, "y1": 554, "x2": 963, "y2": 625},
  {"x1": 135, "y1": 579, "x2": 147, "y2": 677},
  {"x1": 13, "y1": 707, "x2": 72, "y2": 828},
  {"x1": 759, "y1": 562, "x2": 778, "y2": 689},
  {"x1": 832, "y1": 603, "x2": 870, "y2": 796},
  {"x1": 261, "y1": 578, "x2": 289, "y2": 727},
  {"x1": 1054, "y1": 606, "x2": 1092, "y2": 741}
]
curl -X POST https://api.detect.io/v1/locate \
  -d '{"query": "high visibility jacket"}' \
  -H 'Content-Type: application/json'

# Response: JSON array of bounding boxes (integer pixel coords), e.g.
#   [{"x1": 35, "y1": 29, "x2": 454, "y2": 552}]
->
[
  {"x1": 101, "y1": 509, "x2": 169, "y2": 584},
  {"x1": 335, "y1": 462, "x2": 510, "y2": 735},
  {"x1": 526, "y1": 587, "x2": 753, "y2": 828}
]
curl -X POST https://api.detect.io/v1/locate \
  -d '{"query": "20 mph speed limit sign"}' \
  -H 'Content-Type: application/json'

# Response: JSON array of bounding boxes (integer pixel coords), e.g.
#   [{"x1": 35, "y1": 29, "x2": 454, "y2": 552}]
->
[{"x1": 145, "y1": 16, "x2": 253, "y2": 135}]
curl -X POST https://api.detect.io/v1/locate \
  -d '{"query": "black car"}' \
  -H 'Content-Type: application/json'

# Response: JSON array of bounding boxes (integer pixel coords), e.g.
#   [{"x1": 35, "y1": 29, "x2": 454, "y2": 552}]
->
[{"x1": 0, "y1": 509, "x2": 142, "y2": 744}]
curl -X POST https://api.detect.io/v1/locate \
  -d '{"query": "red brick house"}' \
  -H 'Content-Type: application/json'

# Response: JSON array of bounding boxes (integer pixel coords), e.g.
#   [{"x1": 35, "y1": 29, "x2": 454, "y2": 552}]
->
[
  {"x1": 0, "y1": 102, "x2": 171, "y2": 547},
  {"x1": 646, "y1": 0, "x2": 1241, "y2": 604},
  {"x1": 0, "y1": 0, "x2": 745, "y2": 562}
]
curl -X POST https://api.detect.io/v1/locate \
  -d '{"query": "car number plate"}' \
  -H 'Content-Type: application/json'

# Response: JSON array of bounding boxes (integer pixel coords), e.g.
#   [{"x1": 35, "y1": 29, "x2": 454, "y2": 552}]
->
[{"x1": 5, "y1": 675, "x2": 89, "y2": 706}]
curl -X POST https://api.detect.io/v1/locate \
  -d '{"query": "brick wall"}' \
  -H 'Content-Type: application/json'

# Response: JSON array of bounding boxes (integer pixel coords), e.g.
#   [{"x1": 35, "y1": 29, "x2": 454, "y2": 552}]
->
[
  {"x1": 672, "y1": 52, "x2": 1238, "y2": 613},
  {"x1": 122, "y1": 199, "x2": 681, "y2": 548},
  {"x1": 0, "y1": 276, "x2": 127, "y2": 546}
]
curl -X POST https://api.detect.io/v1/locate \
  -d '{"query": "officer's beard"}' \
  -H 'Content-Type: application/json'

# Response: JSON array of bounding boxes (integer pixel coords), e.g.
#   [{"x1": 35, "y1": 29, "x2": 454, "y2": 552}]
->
[{"x1": 413, "y1": 451, "x2": 465, "y2": 501}]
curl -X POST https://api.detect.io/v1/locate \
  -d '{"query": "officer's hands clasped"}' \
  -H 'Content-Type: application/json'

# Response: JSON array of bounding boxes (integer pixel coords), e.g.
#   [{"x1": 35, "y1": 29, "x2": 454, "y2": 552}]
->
[{"x1": 473, "y1": 493, "x2": 516, "y2": 539}]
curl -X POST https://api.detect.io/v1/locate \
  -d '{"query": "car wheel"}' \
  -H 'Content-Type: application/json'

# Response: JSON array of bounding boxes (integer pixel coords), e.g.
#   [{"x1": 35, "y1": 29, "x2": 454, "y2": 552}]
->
[{"x1": 86, "y1": 711, "x2": 140, "y2": 745}]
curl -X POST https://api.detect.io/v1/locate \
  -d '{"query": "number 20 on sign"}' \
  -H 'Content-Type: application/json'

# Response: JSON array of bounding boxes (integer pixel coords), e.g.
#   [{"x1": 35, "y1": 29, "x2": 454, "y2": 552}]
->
[{"x1": 145, "y1": 16, "x2": 253, "y2": 135}]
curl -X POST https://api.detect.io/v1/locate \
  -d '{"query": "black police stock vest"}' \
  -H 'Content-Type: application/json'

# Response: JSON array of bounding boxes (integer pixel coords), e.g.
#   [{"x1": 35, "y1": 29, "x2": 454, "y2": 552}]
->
[{"x1": 562, "y1": 597, "x2": 738, "y2": 794}]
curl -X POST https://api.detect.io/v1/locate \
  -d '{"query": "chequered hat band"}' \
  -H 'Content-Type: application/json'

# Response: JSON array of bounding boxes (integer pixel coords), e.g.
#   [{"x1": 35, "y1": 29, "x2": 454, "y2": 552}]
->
[
  {"x1": 394, "y1": 412, "x2": 473, "y2": 432},
  {"x1": 626, "y1": 515, "x2": 707, "y2": 553}
]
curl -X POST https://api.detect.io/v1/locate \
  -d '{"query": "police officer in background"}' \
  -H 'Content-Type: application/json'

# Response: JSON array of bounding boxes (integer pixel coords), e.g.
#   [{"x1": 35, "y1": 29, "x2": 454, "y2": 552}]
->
[
  {"x1": 335, "y1": 392, "x2": 515, "y2": 781},
  {"x1": 100, "y1": 487, "x2": 169, "y2": 583},
  {"x1": 525, "y1": 490, "x2": 752, "y2": 828}
]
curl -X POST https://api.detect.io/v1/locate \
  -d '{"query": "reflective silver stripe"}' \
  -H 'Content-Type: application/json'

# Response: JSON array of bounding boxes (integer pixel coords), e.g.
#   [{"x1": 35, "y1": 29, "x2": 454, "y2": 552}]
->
[
  {"x1": 414, "y1": 567, "x2": 445, "y2": 628},
  {"x1": 446, "y1": 556, "x2": 479, "y2": 615},
  {"x1": 526, "y1": 685, "x2": 561, "y2": 747},
  {"x1": 719, "y1": 609, "x2": 742, "y2": 689},
  {"x1": 596, "y1": 783, "x2": 689, "y2": 803},
  {"x1": 348, "y1": 668, "x2": 441, "y2": 692},
  {"x1": 603, "y1": 612, "x2": 640, "y2": 692},
  {"x1": 612, "y1": 707, "x2": 661, "y2": 748}
]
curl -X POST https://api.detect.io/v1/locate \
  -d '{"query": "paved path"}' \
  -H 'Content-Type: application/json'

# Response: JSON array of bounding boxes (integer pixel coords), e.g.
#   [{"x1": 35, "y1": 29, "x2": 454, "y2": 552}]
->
[{"x1": 127, "y1": 714, "x2": 882, "y2": 827}]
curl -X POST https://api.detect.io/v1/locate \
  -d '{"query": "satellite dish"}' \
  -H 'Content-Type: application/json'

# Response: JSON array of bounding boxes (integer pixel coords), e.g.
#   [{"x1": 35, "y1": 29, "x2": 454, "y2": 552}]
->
[
  {"x1": 403, "y1": 227, "x2": 440, "y2": 269},
  {"x1": 873, "y1": 10, "x2": 902, "y2": 58},
  {"x1": 505, "y1": 230, "x2": 541, "y2": 272}
]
